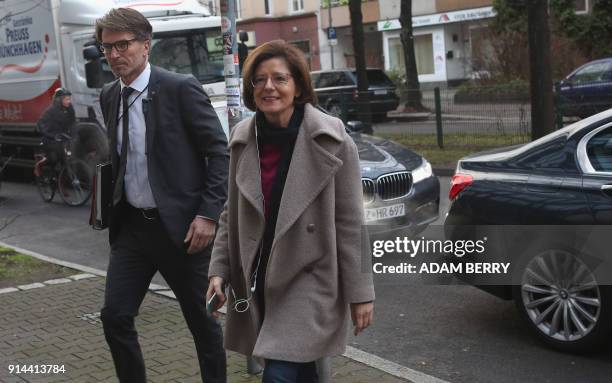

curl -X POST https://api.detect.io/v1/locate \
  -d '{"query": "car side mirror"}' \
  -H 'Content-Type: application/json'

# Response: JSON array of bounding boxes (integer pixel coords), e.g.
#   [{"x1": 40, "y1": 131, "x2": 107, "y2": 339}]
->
[{"x1": 346, "y1": 120, "x2": 364, "y2": 132}]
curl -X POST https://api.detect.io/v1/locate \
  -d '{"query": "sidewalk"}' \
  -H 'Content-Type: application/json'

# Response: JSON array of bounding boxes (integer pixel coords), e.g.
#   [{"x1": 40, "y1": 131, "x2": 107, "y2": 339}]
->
[{"x1": 0, "y1": 274, "x2": 410, "y2": 383}]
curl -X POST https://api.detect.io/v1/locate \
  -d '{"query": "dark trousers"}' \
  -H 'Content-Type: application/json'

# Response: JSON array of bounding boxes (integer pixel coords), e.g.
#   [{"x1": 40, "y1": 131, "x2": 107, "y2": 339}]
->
[
  {"x1": 101, "y1": 204, "x2": 226, "y2": 383},
  {"x1": 262, "y1": 360, "x2": 318, "y2": 383}
]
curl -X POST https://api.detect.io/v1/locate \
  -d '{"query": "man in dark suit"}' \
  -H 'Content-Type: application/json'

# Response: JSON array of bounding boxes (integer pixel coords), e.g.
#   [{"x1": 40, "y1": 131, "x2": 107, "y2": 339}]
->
[{"x1": 95, "y1": 8, "x2": 228, "y2": 383}]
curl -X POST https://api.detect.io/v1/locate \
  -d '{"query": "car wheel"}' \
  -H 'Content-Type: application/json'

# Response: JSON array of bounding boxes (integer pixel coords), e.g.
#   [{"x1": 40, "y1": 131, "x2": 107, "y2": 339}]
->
[{"x1": 512, "y1": 248, "x2": 612, "y2": 352}]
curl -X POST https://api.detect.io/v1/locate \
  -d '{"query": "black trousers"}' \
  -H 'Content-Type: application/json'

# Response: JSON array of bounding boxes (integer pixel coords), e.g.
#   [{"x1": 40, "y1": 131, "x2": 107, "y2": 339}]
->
[{"x1": 101, "y1": 204, "x2": 226, "y2": 383}]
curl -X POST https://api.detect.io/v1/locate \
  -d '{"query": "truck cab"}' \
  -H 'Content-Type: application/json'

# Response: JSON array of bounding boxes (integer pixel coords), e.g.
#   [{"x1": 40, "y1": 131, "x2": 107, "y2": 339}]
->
[{"x1": 0, "y1": 0, "x2": 226, "y2": 170}]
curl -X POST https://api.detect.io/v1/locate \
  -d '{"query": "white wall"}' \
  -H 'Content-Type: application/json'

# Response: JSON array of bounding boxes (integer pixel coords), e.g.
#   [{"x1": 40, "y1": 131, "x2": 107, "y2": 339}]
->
[{"x1": 379, "y1": 0, "x2": 436, "y2": 19}]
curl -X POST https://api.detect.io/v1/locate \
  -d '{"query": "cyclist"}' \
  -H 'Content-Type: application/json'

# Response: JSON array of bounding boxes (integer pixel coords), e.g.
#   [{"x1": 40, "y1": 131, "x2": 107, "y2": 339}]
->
[{"x1": 37, "y1": 88, "x2": 76, "y2": 165}]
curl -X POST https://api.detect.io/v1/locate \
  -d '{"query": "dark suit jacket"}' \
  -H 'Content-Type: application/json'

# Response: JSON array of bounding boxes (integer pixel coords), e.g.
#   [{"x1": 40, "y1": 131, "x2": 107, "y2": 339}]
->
[{"x1": 99, "y1": 65, "x2": 229, "y2": 249}]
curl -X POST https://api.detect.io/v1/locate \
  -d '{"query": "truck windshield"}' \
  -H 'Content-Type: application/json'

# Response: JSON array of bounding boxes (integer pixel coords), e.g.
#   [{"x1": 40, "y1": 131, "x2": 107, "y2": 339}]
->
[{"x1": 149, "y1": 29, "x2": 224, "y2": 84}]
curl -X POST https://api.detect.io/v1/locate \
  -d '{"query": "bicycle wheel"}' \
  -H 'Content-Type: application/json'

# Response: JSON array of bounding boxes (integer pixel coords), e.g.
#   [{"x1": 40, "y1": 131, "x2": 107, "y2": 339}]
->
[
  {"x1": 35, "y1": 166, "x2": 56, "y2": 202},
  {"x1": 58, "y1": 159, "x2": 93, "y2": 206}
]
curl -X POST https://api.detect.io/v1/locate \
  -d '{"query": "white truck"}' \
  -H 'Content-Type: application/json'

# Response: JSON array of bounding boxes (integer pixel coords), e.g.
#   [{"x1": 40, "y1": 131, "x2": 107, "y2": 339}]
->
[{"x1": 0, "y1": 0, "x2": 227, "y2": 170}]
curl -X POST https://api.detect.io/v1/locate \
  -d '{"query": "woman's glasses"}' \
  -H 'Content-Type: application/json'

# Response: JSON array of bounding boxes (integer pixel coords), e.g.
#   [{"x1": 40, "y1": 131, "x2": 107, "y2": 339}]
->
[{"x1": 251, "y1": 73, "x2": 293, "y2": 88}]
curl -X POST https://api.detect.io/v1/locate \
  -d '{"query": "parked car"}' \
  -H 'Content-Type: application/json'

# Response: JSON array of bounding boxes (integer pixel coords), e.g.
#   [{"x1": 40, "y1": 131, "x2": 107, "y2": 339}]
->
[
  {"x1": 556, "y1": 57, "x2": 612, "y2": 118},
  {"x1": 310, "y1": 69, "x2": 400, "y2": 122},
  {"x1": 445, "y1": 109, "x2": 612, "y2": 352}
]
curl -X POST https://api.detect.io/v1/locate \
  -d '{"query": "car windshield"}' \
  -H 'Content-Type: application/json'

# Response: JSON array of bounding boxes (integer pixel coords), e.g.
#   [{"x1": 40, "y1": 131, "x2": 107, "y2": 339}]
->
[{"x1": 149, "y1": 29, "x2": 224, "y2": 84}]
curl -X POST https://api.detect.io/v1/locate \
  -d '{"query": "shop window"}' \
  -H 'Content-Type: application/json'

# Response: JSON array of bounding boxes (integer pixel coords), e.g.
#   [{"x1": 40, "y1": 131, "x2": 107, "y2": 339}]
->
[
  {"x1": 388, "y1": 34, "x2": 434, "y2": 76},
  {"x1": 414, "y1": 35, "x2": 434, "y2": 75}
]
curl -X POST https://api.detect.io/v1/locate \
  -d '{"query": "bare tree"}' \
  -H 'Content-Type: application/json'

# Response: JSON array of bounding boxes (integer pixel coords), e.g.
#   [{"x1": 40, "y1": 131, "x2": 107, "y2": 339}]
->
[
  {"x1": 527, "y1": 0, "x2": 554, "y2": 139},
  {"x1": 399, "y1": 0, "x2": 424, "y2": 111},
  {"x1": 349, "y1": 0, "x2": 372, "y2": 125}
]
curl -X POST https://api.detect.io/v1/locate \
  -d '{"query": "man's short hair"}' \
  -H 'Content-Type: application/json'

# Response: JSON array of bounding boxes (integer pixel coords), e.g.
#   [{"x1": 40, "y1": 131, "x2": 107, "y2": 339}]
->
[{"x1": 95, "y1": 8, "x2": 152, "y2": 42}]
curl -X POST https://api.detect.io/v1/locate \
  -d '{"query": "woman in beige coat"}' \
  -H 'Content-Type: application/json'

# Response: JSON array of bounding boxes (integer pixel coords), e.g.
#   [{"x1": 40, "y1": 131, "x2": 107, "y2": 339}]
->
[{"x1": 207, "y1": 40, "x2": 375, "y2": 382}]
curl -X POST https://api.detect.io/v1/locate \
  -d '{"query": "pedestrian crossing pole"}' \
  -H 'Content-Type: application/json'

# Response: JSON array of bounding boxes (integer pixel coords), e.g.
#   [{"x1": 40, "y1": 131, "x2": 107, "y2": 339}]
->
[{"x1": 220, "y1": 0, "x2": 242, "y2": 131}]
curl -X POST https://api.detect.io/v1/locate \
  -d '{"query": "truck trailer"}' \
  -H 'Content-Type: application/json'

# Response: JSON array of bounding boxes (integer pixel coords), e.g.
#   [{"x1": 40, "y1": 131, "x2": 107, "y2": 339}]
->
[{"x1": 0, "y1": 0, "x2": 226, "y2": 170}]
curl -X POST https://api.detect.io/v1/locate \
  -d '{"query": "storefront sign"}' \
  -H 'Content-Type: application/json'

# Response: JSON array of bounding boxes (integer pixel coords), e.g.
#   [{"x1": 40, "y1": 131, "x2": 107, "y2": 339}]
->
[{"x1": 377, "y1": 6, "x2": 495, "y2": 31}]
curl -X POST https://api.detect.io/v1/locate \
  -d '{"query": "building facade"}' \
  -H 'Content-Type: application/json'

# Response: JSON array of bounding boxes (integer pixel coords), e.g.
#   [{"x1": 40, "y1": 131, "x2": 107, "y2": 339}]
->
[
  {"x1": 319, "y1": 1, "x2": 384, "y2": 70},
  {"x1": 377, "y1": 0, "x2": 495, "y2": 85},
  {"x1": 215, "y1": 0, "x2": 322, "y2": 70}
]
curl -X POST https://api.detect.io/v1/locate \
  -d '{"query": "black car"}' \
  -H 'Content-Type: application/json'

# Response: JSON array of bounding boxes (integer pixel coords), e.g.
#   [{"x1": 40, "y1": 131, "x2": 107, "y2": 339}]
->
[
  {"x1": 556, "y1": 57, "x2": 612, "y2": 118},
  {"x1": 311, "y1": 69, "x2": 399, "y2": 121},
  {"x1": 445, "y1": 109, "x2": 612, "y2": 352}
]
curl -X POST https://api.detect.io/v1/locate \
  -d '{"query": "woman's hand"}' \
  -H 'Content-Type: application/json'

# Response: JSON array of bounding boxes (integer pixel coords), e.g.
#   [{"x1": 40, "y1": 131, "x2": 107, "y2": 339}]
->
[
  {"x1": 206, "y1": 276, "x2": 227, "y2": 319},
  {"x1": 350, "y1": 302, "x2": 374, "y2": 336}
]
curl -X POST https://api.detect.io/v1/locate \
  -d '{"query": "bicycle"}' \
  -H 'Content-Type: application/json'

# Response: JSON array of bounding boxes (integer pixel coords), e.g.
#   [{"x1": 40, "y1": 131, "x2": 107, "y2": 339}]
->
[{"x1": 34, "y1": 134, "x2": 93, "y2": 206}]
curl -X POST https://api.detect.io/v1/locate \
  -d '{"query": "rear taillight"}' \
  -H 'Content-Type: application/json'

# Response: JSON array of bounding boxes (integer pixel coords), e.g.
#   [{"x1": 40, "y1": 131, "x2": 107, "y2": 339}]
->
[{"x1": 449, "y1": 173, "x2": 473, "y2": 200}]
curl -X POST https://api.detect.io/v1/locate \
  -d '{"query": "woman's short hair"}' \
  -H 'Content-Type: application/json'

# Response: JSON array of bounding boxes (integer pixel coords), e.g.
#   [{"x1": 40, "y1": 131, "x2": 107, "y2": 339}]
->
[
  {"x1": 95, "y1": 8, "x2": 153, "y2": 42},
  {"x1": 242, "y1": 40, "x2": 317, "y2": 111}
]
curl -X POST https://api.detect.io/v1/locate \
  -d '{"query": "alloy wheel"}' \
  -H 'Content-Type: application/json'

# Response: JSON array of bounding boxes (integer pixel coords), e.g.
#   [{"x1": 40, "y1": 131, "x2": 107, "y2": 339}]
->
[{"x1": 520, "y1": 249, "x2": 601, "y2": 342}]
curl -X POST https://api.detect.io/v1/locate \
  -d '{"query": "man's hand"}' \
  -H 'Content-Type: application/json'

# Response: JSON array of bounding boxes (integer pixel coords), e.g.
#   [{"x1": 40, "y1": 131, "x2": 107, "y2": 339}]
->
[
  {"x1": 206, "y1": 276, "x2": 226, "y2": 319},
  {"x1": 184, "y1": 217, "x2": 216, "y2": 254},
  {"x1": 350, "y1": 302, "x2": 374, "y2": 336}
]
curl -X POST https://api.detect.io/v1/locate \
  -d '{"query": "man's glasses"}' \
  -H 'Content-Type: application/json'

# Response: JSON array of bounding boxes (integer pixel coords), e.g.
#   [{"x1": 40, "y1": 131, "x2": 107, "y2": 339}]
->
[
  {"x1": 100, "y1": 38, "x2": 140, "y2": 54},
  {"x1": 251, "y1": 73, "x2": 293, "y2": 88}
]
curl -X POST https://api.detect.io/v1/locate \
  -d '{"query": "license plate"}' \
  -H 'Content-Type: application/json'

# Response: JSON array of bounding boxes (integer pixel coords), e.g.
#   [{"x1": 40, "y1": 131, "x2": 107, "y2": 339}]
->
[
  {"x1": 364, "y1": 203, "x2": 405, "y2": 222},
  {"x1": 374, "y1": 89, "x2": 387, "y2": 95}
]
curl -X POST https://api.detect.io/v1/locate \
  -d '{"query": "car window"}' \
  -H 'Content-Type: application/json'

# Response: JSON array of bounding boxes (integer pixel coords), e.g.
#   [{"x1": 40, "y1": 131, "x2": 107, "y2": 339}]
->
[
  {"x1": 365, "y1": 70, "x2": 395, "y2": 87},
  {"x1": 311, "y1": 73, "x2": 320, "y2": 87},
  {"x1": 338, "y1": 72, "x2": 354, "y2": 86},
  {"x1": 570, "y1": 61, "x2": 612, "y2": 84},
  {"x1": 317, "y1": 73, "x2": 340, "y2": 88},
  {"x1": 586, "y1": 128, "x2": 612, "y2": 172}
]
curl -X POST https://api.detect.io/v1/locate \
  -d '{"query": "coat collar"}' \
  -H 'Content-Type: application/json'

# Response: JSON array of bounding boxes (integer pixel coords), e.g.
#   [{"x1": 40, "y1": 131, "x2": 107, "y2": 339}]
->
[
  {"x1": 234, "y1": 103, "x2": 346, "y2": 243},
  {"x1": 230, "y1": 104, "x2": 345, "y2": 147}
]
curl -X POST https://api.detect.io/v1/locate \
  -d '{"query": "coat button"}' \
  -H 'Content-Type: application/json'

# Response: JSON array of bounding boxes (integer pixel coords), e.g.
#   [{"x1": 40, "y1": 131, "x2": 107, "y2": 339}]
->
[{"x1": 307, "y1": 224, "x2": 315, "y2": 233}]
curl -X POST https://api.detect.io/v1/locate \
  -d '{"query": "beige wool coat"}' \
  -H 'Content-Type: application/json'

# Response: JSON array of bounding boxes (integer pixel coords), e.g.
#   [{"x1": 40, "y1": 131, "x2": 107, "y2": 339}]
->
[{"x1": 209, "y1": 103, "x2": 375, "y2": 362}]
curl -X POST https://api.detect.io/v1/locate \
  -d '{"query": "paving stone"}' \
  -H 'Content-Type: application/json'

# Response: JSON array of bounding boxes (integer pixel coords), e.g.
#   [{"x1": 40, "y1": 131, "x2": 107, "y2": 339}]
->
[{"x1": 0, "y1": 277, "x2": 411, "y2": 382}]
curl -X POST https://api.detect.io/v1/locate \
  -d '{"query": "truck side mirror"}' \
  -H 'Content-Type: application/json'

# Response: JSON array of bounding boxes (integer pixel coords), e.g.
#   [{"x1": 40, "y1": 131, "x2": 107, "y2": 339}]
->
[
  {"x1": 83, "y1": 45, "x2": 102, "y2": 61},
  {"x1": 85, "y1": 61, "x2": 105, "y2": 88}
]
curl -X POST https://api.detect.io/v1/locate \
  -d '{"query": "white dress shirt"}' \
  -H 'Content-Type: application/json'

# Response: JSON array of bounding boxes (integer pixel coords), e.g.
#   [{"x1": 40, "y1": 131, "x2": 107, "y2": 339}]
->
[{"x1": 117, "y1": 63, "x2": 156, "y2": 208}]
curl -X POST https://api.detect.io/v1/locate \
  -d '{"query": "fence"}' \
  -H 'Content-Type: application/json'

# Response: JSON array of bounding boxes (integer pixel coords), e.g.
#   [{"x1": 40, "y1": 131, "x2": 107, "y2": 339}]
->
[{"x1": 318, "y1": 83, "x2": 610, "y2": 151}]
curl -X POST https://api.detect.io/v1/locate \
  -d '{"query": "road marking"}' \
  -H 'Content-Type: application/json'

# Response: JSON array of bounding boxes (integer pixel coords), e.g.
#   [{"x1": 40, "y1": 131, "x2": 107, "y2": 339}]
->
[
  {"x1": 344, "y1": 346, "x2": 452, "y2": 383},
  {"x1": 0, "y1": 241, "x2": 453, "y2": 383}
]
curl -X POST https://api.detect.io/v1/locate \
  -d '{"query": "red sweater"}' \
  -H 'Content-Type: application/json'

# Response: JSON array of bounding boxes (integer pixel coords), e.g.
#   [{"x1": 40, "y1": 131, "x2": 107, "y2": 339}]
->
[{"x1": 259, "y1": 143, "x2": 282, "y2": 218}]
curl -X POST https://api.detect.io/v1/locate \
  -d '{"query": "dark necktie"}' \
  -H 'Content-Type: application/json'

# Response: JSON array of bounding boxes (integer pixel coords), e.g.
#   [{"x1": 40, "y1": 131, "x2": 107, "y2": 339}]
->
[{"x1": 113, "y1": 86, "x2": 135, "y2": 205}]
